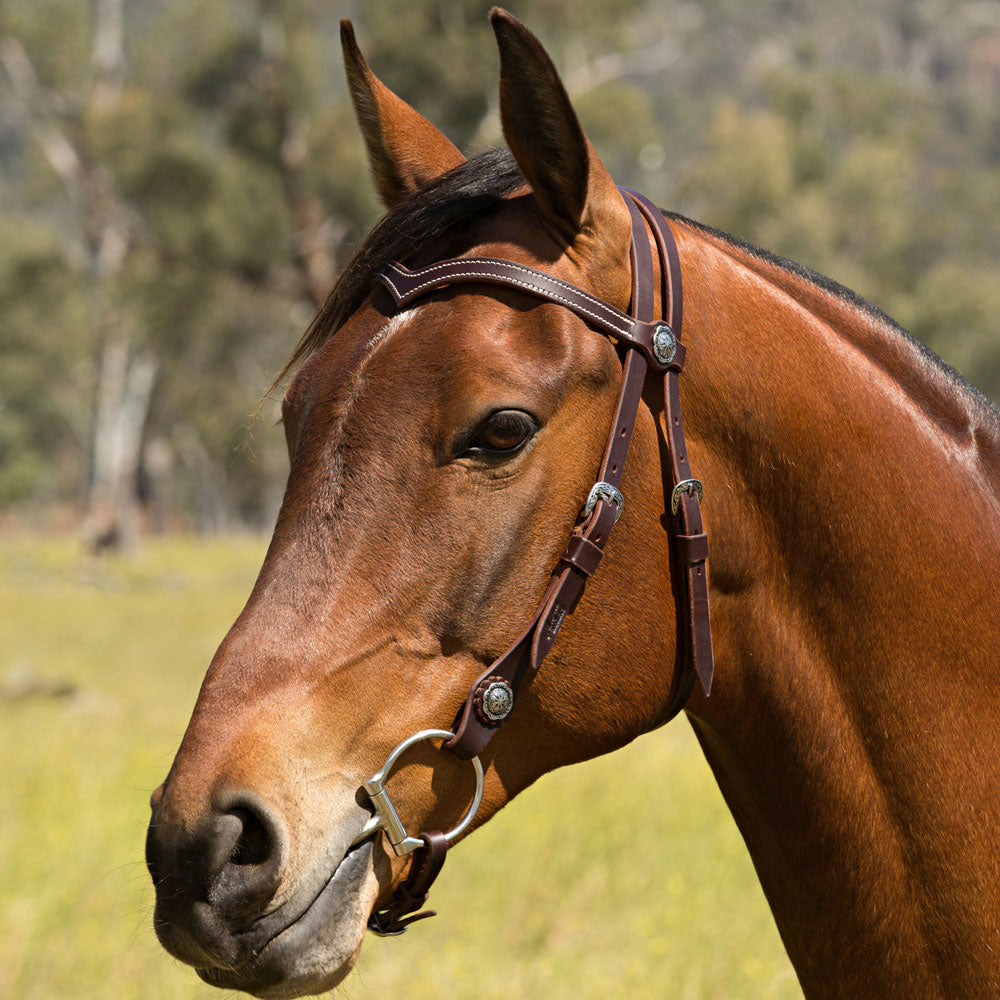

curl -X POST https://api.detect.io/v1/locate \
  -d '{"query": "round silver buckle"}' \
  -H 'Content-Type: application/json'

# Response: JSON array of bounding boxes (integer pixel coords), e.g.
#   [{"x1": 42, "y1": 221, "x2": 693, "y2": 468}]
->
[
  {"x1": 349, "y1": 729, "x2": 484, "y2": 857},
  {"x1": 583, "y1": 481, "x2": 624, "y2": 523}
]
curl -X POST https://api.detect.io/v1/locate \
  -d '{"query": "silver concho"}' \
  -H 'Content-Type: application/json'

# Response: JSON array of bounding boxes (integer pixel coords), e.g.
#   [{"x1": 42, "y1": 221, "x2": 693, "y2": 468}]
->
[
  {"x1": 480, "y1": 679, "x2": 514, "y2": 723},
  {"x1": 652, "y1": 322, "x2": 677, "y2": 365}
]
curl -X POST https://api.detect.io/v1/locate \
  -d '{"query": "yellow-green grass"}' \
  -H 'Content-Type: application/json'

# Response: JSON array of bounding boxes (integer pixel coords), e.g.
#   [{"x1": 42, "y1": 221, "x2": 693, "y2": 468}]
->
[{"x1": 0, "y1": 536, "x2": 801, "y2": 1000}]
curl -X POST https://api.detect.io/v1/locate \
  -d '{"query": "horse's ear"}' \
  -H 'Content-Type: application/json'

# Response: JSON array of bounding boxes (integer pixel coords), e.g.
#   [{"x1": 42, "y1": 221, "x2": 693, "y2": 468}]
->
[
  {"x1": 490, "y1": 9, "x2": 630, "y2": 268},
  {"x1": 340, "y1": 20, "x2": 466, "y2": 208}
]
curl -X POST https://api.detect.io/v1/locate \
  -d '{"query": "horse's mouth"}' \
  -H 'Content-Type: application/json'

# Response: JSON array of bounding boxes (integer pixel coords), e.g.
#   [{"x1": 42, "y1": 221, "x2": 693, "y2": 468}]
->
[{"x1": 196, "y1": 839, "x2": 377, "y2": 998}]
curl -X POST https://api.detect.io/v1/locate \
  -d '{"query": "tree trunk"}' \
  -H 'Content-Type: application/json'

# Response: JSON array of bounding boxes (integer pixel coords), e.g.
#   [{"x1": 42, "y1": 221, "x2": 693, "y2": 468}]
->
[{"x1": 85, "y1": 333, "x2": 157, "y2": 551}]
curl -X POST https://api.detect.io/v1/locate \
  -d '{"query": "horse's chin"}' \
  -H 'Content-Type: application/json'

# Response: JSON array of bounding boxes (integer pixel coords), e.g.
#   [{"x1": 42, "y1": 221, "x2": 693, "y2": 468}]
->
[{"x1": 194, "y1": 840, "x2": 380, "y2": 999}]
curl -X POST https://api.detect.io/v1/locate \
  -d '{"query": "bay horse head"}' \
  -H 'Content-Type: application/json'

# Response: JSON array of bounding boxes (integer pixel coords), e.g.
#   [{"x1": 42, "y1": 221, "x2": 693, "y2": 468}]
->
[
  {"x1": 147, "y1": 12, "x2": 690, "y2": 995},
  {"x1": 147, "y1": 8, "x2": 1000, "y2": 1000}
]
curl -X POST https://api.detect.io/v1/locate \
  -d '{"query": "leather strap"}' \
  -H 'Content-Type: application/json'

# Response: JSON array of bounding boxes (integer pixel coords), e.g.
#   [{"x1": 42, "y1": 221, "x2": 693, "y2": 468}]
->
[
  {"x1": 366, "y1": 830, "x2": 448, "y2": 936},
  {"x1": 446, "y1": 494, "x2": 621, "y2": 758},
  {"x1": 366, "y1": 186, "x2": 714, "y2": 929},
  {"x1": 625, "y1": 190, "x2": 714, "y2": 703}
]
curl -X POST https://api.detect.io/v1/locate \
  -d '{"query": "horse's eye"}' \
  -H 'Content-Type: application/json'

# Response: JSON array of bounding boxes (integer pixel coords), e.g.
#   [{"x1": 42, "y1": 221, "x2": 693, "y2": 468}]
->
[{"x1": 468, "y1": 410, "x2": 537, "y2": 455}]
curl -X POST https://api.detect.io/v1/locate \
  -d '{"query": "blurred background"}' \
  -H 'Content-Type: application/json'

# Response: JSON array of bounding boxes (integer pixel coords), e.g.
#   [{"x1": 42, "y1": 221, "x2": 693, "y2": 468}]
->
[
  {"x1": 1, "y1": 1, "x2": 998, "y2": 998},
  {"x1": 2, "y1": 0, "x2": 999, "y2": 543}
]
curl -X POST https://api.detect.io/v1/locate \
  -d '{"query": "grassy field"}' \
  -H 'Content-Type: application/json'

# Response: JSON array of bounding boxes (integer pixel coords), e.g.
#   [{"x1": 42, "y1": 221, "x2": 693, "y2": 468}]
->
[{"x1": 0, "y1": 535, "x2": 802, "y2": 1000}]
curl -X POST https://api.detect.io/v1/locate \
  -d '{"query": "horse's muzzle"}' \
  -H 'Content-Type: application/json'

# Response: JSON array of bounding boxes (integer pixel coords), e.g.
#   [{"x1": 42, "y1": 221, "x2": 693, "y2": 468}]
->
[{"x1": 146, "y1": 788, "x2": 289, "y2": 966}]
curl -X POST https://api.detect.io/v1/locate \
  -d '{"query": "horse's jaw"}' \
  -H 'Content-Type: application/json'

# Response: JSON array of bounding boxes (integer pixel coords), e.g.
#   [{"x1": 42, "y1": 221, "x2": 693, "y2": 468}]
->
[{"x1": 162, "y1": 840, "x2": 381, "y2": 999}]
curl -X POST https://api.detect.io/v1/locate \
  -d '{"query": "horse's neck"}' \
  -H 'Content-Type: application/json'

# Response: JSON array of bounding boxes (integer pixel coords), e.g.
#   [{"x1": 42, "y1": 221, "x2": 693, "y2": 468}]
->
[{"x1": 675, "y1": 225, "x2": 1000, "y2": 998}]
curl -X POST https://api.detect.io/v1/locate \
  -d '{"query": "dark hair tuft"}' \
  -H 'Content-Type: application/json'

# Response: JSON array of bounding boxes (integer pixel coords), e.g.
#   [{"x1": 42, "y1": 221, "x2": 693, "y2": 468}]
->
[{"x1": 281, "y1": 148, "x2": 524, "y2": 375}]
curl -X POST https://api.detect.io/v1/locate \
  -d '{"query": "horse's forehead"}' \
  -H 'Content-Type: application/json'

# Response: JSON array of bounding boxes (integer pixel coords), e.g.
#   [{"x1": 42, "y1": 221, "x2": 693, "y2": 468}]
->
[
  {"x1": 284, "y1": 306, "x2": 413, "y2": 416},
  {"x1": 285, "y1": 192, "x2": 604, "y2": 413},
  {"x1": 290, "y1": 286, "x2": 599, "y2": 416}
]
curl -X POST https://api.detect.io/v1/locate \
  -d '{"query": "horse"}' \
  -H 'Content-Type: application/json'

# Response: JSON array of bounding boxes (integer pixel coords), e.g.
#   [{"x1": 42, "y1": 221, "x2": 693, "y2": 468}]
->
[{"x1": 145, "y1": 10, "x2": 1000, "y2": 999}]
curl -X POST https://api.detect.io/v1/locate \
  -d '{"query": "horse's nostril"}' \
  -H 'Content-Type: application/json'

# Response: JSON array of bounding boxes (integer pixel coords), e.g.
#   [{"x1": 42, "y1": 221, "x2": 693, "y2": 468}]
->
[
  {"x1": 228, "y1": 807, "x2": 271, "y2": 867},
  {"x1": 207, "y1": 796, "x2": 287, "y2": 923},
  {"x1": 147, "y1": 788, "x2": 288, "y2": 946}
]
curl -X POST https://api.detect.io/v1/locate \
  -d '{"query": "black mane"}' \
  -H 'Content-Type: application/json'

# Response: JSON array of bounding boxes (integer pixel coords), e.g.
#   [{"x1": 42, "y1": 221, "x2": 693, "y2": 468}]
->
[{"x1": 285, "y1": 149, "x2": 524, "y2": 370}]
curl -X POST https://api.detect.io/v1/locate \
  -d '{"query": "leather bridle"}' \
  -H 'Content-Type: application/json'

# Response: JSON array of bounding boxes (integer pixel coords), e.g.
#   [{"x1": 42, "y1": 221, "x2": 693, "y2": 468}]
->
[{"x1": 349, "y1": 187, "x2": 714, "y2": 934}]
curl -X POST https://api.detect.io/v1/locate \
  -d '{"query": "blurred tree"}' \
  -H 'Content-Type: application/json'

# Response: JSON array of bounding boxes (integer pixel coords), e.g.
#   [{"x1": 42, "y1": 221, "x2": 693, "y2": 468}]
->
[
  {"x1": 0, "y1": 0, "x2": 379, "y2": 540},
  {"x1": 1, "y1": 0, "x2": 151, "y2": 548}
]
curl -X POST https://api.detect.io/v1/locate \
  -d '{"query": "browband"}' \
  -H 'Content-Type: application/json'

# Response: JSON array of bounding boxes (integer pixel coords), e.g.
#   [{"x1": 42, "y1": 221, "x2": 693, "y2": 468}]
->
[{"x1": 379, "y1": 257, "x2": 685, "y2": 373}]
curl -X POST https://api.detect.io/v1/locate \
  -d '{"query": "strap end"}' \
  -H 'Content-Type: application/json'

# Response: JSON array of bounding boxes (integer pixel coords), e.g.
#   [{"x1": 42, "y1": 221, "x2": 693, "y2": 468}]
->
[
  {"x1": 375, "y1": 263, "x2": 411, "y2": 306},
  {"x1": 697, "y1": 660, "x2": 713, "y2": 697}
]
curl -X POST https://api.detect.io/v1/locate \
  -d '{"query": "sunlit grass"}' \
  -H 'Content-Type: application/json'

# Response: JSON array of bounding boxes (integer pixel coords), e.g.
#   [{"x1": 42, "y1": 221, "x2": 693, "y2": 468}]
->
[{"x1": 0, "y1": 535, "x2": 801, "y2": 1000}]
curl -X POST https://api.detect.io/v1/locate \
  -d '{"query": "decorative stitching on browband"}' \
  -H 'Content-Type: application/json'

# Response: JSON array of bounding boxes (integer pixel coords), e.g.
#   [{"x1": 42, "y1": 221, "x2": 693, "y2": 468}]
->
[{"x1": 382, "y1": 259, "x2": 634, "y2": 338}]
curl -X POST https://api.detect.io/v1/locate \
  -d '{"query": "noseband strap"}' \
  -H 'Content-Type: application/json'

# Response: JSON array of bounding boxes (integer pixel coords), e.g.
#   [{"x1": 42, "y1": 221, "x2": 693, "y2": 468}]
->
[{"x1": 364, "y1": 187, "x2": 714, "y2": 932}]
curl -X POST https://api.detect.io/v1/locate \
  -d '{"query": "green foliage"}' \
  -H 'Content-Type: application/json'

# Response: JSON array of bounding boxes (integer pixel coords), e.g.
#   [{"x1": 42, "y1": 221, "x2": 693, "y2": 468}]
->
[
  {"x1": 668, "y1": 7, "x2": 1000, "y2": 402},
  {"x1": 0, "y1": 0, "x2": 91, "y2": 92},
  {"x1": 0, "y1": 536, "x2": 801, "y2": 1000},
  {"x1": 0, "y1": 218, "x2": 92, "y2": 504}
]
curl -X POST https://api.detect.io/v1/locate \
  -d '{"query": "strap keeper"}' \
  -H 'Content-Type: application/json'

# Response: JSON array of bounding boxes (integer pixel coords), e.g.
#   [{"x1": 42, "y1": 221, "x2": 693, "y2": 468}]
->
[
  {"x1": 561, "y1": 533, "x2": 604, "y2": 577},
  {"x1": 676, "y1": 532, "x2": 709, "y2": 565}
]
